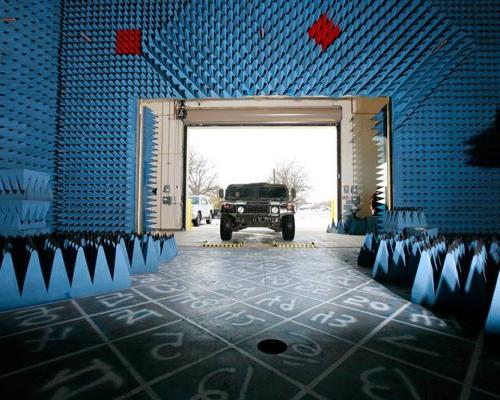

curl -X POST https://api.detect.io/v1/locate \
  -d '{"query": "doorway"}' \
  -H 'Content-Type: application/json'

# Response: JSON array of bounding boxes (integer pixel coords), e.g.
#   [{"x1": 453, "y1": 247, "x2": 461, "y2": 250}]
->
[
  {"x1": 187, "y1": 125, "x2": 338, "y2": 234},
  {"x1": 135, "y1": 97, "x2": 390, "y2": 236}
]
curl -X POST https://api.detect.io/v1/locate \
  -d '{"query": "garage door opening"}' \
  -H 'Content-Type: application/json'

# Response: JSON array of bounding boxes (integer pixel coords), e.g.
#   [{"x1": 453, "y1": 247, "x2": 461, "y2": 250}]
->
[
  {"x1": 135, "y1": 96, "x2": 391, "y2": 240},
  {"x1": 187, "y1": 125, "x2": 338, "y2": 238}
]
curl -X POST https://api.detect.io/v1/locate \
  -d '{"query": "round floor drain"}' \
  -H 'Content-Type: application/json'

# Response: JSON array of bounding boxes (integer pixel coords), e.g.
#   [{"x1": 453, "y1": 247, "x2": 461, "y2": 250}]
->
[{"x1": 257, "y1": 339, "x2": 287, "y2": 354}]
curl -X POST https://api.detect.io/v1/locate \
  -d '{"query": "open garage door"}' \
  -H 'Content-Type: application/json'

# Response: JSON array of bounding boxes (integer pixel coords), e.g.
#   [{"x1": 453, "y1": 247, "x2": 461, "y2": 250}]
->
[{"x1": 187, "y1": 125, "x2": 338, "y2": 235}]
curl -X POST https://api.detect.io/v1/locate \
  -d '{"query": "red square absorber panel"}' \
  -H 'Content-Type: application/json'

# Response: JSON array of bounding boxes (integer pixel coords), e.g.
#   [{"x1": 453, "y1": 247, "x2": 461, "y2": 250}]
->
[
  {"x1": 116, "y1": 29, "x2": 141, "y2": 55},
  {"x1": 308, "y1": 14, "x2": 341, "y2": 51}
]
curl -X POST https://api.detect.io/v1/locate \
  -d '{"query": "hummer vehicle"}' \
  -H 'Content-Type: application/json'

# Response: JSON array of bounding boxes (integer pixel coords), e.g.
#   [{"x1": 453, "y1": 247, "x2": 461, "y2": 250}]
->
[{"x1": 218, "y1": 182, "x2": 296, "y2": 241}]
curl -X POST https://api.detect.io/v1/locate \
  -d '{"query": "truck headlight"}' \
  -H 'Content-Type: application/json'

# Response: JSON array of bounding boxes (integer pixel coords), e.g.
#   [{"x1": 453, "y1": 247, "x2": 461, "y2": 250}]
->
[
  {"x1": 237, "y1": 206, "x2": 245, "y2": 213},
  {"x1": 271, "y1": 206, "x2": 279, "y2": 214}
]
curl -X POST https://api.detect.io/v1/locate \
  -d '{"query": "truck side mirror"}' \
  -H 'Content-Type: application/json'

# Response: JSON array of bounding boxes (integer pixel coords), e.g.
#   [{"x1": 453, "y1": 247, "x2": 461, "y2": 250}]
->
[
  {"x1": 291, "y1": 188, "x2": 296, "y2": 199},
  {"x1": 218, "y1": 188, "x2": 224, "y2": 199}
]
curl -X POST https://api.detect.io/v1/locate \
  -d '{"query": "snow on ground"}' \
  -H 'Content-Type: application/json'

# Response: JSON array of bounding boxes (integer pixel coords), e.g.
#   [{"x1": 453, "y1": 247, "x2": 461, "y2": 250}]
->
[{"x1": 295, "y1": 209, "x2": 332, "y2": 230}]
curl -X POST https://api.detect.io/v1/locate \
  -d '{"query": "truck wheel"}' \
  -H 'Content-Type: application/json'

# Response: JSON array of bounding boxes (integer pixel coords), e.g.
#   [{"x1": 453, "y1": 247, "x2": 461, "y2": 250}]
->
[
  {"x1": 220, "y1": 216, "x2": 233, "y2": 241},
  {"x1": 282, "y1": 215, "x2": 295, "y2": 241},
  {"x1": 206, "y1": 212, "x2": 212, "y2": 224},
  {"x1": 193, "y1": 212, "x2": 201, "y2": 227}
]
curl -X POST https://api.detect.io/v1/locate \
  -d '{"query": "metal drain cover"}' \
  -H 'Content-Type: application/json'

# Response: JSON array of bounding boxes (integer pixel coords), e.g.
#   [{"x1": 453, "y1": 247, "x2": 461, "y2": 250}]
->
[{"x1": 257, "y1": 339, "x2": 287, "y2": 354}]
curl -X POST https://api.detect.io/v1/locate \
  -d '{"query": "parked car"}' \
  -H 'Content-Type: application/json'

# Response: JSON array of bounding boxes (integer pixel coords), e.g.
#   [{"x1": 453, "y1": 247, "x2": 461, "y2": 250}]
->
[{"x1": 189, "y1": 195, "x2": 213, "y2": 226}]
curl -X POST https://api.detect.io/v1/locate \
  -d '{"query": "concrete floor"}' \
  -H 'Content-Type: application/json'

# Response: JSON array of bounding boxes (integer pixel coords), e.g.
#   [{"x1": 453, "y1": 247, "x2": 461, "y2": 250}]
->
[{"x1": 0, "y1": 229, "x2": 498, "y2": 399}]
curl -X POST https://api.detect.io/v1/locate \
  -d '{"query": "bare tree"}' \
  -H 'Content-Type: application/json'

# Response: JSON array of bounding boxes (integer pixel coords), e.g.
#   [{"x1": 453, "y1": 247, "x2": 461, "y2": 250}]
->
[
  {"x1": 188, "y1": 151, "x2": 219, "y2": 198},
  {"x1": 268, "y1": 160, "x2": 310, "y2": 205}
]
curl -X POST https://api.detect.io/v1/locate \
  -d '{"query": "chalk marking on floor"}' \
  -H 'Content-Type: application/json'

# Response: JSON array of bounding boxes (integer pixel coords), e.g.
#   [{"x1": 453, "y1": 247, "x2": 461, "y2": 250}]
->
[
  {"x1": 72, "y1": 300, "x2": 162, "y2": 400},
  {"x1": 290, "y1": 301, "x2": 412, "y2": 400}
]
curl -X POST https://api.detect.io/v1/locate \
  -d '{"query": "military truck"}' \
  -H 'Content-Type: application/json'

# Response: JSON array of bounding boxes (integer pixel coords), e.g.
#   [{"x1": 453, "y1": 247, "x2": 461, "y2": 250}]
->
[{"x1": 218, "y1": 182, "x2": 296, "y2": 241}]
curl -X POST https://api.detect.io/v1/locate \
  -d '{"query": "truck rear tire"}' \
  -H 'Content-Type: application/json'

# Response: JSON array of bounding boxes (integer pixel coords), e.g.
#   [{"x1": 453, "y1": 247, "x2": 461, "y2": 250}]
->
[
  {"x1": 220, "y1": 216, "x2": 233, "y2": 241},
  {"x1": 282, "y1": 215, "x2": 295, "y2": 241}
]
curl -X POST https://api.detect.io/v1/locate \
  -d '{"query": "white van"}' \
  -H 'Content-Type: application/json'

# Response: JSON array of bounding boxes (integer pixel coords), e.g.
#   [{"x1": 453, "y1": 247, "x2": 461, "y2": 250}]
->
[{"x1": 190, "y1": 195, "x2": 213, "y2": 226}]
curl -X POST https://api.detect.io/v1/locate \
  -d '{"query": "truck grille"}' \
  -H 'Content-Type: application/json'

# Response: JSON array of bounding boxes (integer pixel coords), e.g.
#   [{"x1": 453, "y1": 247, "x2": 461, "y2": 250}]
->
[{"x1": 244, "y1": 205, "x2": 269, "y2": 214}]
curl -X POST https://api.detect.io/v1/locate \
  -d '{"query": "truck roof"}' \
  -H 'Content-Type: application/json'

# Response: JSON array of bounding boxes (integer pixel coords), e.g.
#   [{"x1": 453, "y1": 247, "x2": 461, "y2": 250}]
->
[{"x1": 226, "y1": 182, "x2": 288, "y2": 190}]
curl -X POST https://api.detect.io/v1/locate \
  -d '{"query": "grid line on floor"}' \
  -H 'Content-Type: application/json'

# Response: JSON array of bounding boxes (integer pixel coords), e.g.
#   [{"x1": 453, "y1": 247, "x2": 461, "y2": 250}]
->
[
  {"x1": 71, "y1": 300, "x2": 162, "y2": 400},
  {"x1": 130, "y1": 286, "x2": 329, "y2": 400},
  {"x1": 290, "y1": 301, "x2": 412, "y2": 400}
]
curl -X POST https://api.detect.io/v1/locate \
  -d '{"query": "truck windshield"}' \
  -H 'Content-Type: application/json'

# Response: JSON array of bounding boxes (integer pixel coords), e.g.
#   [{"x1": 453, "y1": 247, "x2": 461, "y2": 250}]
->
[
  {"x1": 226, "y1": 185, "x2": 288, "y2": 200},
  {"x1": 190, "y1": 196, "x2": 199, "y2": 205},
  {"x1": 258, "y1": 187, "x2": 287, "y2": 199}
]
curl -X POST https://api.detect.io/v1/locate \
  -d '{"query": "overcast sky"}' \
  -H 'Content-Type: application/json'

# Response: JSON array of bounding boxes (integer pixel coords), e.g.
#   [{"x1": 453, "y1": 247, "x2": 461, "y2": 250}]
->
[{"x1": 188, "y1": 126, "x2": 337, "y2": 203}]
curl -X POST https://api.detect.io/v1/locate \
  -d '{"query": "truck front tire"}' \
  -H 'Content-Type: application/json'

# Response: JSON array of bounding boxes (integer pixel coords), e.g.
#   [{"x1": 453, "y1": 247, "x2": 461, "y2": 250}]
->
[
  {"x1": 192, "y1": 212, "x2": 201, "y2": 227},
  {"x1": 220, "y1": 216, "x2": 233, "y2": 241},
  {"x1": 282, "y1": 215, "x2": 295, "y2": 241}
]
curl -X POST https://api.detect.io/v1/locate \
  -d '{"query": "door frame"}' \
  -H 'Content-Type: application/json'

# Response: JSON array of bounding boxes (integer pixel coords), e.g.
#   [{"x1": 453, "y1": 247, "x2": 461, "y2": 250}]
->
[{"x1": 134, "y1": 96, "x2": 392, "y2": 233}]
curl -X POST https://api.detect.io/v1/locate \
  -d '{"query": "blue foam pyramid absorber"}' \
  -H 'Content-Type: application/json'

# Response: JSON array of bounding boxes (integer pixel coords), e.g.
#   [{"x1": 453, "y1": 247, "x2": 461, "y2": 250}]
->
[
  {"x1": 154, "y1": 238, "x2": 161, "y2": 259},
  {"x1": 92, "y1": 245, "x2": 114, "y2": 294},
  {"x1": 434, "y1": 252, "x2": 461, "y2": 308},
  {"x1": 112, "y1": 244, "x2": 131, "y2": 290},
  {"x1": 144, "y1": 235, "x2": 160, "y2": 273},
  {"x1": 391, "y1": 240, "x2": 406, "y2": 281},
  {"x1": 70, "y1": 247, "x2": 93, "y2": 298},
  {"x1": 372, "y1": 239, "x2": 389, "y2": 280},
  {"x1": 486, "y1": 275, "x2": 500, "y2": 335},
  {"x1": 1, "y1": 1, "x2": 60, "y2": 200},
  {"x1": 411, "y1": 250, "x2": 435, "y2": 306},
  {"x1": 172, "y1": 236, "x2": 178, "y2": 256},
  {"x1": 408, "y1": 242, "x2": 422, "y2": 278},
  {"x1": 490, "y1": 242, "x2": 500, "y2": 266},
  {"x1": 465, "y1": 254, "x2": 486, "y2": 294},
  {"x1": 119, "y1": 237, "x2": 131, "y2": 270},
  {"x1": 0, "y1": 253, "x2": 22, "y2": 311},
  {"x1": 464, "y1": 253, "x2": 488, "y2": 311},
  {"x1": 358, "y1": 233, "x2": 375, "y2": 267},
  {"x1": 160, "y1": 236, "x2": 177, "y2": 262},
  {"x1": 130, "y1": 236, "x2": 147, "y2": 275},
  {"x1": 142, "y1": 108, "x2": 159, "y2": 231},
  {"x1": 20, "y1": 251, "x2": 48, "y2": 306},
  {"x1": 47, "y1": 248, "x2": 71, "y2": 302}
]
